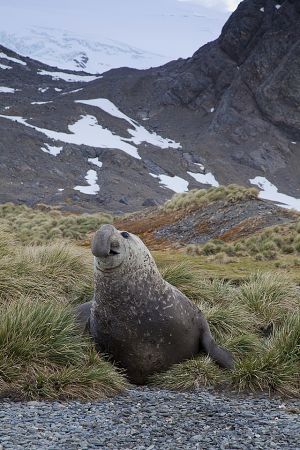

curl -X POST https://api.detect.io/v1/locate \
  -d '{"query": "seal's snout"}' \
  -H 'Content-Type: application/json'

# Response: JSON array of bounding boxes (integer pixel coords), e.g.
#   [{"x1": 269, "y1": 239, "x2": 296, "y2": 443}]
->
[{"x1": 92, "y1": 224, "x2": 117, "y2": 257}]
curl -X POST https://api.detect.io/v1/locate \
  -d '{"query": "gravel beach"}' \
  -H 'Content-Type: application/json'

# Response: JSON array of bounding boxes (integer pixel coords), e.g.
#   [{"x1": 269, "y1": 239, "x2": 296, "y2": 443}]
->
[{"x1": 0, "y1": 387, "x2": 299, "y2": 450}]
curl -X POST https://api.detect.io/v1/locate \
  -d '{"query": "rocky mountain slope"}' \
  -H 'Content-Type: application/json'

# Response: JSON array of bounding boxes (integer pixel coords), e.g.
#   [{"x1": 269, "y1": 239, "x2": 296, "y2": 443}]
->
[
  {"x1": 0, "y1": 0, "x2": 299, "y2": 213},
  {"x1": 115, "y1": 188, "x2": 299, "y2": 250}
]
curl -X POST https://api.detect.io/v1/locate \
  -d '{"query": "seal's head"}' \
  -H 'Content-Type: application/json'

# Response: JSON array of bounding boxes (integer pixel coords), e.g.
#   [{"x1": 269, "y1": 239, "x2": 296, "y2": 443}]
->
[{"x1": 91, "y1": 224, "x2": 154, "y2": 273}]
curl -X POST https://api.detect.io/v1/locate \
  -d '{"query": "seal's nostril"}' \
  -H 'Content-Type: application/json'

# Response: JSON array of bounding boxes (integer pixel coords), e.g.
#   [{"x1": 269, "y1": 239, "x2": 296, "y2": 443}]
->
[
  {"x1": 121, "y1": 231, "x2": 130, "y2": 239},
  {"x1": 110, "y1": 238, "x2": 120, "y2": 248}
]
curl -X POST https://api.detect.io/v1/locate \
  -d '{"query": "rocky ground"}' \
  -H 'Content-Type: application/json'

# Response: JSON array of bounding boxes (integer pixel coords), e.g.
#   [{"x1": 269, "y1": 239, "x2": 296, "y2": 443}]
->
[
  {"x1": 116, "y1": 197, "x2": 299, "y2": 249},
  {"x1": 0, "y1": 387, "x2": 299, "y2": 450},
  {"x1": 154, "y1": 199, "x2": 297, "y2": 245}
]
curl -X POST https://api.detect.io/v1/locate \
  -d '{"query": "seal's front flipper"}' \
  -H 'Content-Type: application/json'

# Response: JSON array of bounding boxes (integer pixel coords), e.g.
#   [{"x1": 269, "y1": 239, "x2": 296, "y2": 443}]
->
[
  {"x1": 201, "y1": 326, "x2": 234, "y2": 370},
  {"x1": 74, "y1": 301, "x2": 92, "y2": 333}
]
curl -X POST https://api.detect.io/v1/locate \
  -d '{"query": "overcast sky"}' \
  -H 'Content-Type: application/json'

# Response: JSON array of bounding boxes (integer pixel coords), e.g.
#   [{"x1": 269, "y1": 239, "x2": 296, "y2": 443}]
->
[{"x1": 0, "y1": 0, "x2": 242, "y2": 59}]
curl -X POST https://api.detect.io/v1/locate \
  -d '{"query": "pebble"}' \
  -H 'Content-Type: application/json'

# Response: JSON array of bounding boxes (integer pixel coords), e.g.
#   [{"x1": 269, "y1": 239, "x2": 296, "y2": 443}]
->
[{"x1": 0, "y1": 387, "x2": 299, "y2": 449}]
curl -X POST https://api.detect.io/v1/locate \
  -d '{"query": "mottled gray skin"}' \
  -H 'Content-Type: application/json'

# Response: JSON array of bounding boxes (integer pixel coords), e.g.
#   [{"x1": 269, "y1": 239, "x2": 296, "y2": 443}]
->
[{"x1": 80, "y1": 224, "x2": 233, "y2": 384}]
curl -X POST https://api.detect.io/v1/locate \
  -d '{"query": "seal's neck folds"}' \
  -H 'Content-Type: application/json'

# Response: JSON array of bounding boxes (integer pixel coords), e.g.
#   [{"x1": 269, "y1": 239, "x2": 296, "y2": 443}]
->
[{"x1": 94, "y1": 251, "x2": 163, "y2": 308}]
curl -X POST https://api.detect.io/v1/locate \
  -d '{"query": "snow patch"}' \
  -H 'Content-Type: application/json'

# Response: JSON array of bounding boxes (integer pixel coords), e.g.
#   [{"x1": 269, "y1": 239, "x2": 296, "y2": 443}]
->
[
  {"x1": 250, "y1": 176, "x2": 300, "y2": 212},
  {"x1": 54, "y1": 88, "x2": 62, "y2": 92},
  {"x1": 187, "y1": 171, "x2": 219, "y2": 187},
  {"x1": 41, "y1": 143, "x2": 63, "y2": 156},
  {"x1": 58, "y1": 188, "x2": 64, "y2": 191},
  {"x1": 31, "y1": 101, "x2": 53, "y2": 105},
  {"x1": 210, "y1": 107, "x2": 215, "y2": 113},
  {"x1": 38, "y1": 69, "x2": 100, "y2": 82},
  {"x1": 62, "y1": 88, "x2": 83, "y2": 95},
  {"x1": 88, "y1": 157, "x2": 102, "y2": 168},
  {"x1": 194, "y1": 163, "x2": 205, "y2": 171},
  {"x1": 0, "y1": 87, "x2": 16, "y2": 93},
  {"x1": 74, "y1": 169, "x2": 100, "y2": 195},
  {"x1": 150, "y1": 173, "x2": 189, "y2": 193},
  {"x1": 275, "y1": 4, "x2": 281, "y2": 9},
  {"x1": 291, "y1": 141, "x2": 297, "y2": 145},
  {"x1": 0, "y1": 63, "x2": 11, "y2": 70},
  {"x1": 260, "y1": 7, "x2": 264, "y2": 12},
  {"x1": 38, "y1": 87, "x2": 49, "y2": 93},
  {"x1": 76, "y1": 98, "x2": 181, "y2": 150},
  {"x1": 0, "y1": 116, "x2": 27, "y2": 126},
  {"x1": 0, "y1": 114, "x2": 141, "y2": 159},
  {"x1": 77, "y1": 98, "x2": 137, "y2": 124},
  {"x1": 128, "y1": 125, "x2": 180, "y2": 149},
  {"x1": 0, "y1": 51, "x2": 26, "y2": 65}
]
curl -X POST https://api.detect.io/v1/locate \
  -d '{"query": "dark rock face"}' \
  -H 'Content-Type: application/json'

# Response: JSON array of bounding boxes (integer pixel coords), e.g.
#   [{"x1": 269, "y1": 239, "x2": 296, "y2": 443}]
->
[
  {"x1": 142, "y1": 0, "x2": 300, "y2": 196},
  {"x1": 0, "y1": 0, "x2": 299, "y2": 213},
  {"x1": 155, "y1": 198, "x2": 294, "y2": 244},
  {"x1": 142, "y1": 198, "x2": 160, "y2": 207}
]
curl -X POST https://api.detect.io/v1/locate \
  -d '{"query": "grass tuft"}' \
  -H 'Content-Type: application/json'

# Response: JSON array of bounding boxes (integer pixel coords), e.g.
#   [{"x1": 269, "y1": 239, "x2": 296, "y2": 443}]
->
[
  {"x1": 200, "y1": 302, "x2": 254, "y2": 342},
  {"x1": 150, "y1": 356, "x2": 224, "y2": 390},
  {"x1": 0, "y1": 203, "x2": 113, "y2": 244},
  {"x1": 163, "y1": 185, "x2": 258, "y2": 212},
  {"x1": 236, "y1": 272, "x2": 299, "y2": 328},
  {"x1": 0, "y1": 241, "x2": 93, "y2": 305},
  {"x1": 189, "y1": 219, "x2": 300, "y2": 261},
  {"x1": 0, "y1": 299, "x2": 128, "y2": 400}
]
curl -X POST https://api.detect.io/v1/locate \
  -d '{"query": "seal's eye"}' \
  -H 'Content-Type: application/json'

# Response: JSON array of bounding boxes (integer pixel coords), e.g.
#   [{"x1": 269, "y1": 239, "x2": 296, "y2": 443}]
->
[{"x1": 121, "y1": 231, "x2": 130, "y2": 239}]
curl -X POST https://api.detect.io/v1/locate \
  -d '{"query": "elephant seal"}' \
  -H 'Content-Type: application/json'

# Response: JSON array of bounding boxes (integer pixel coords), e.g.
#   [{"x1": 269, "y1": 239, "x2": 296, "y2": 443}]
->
[{"x1": 78, "y1": 224, "x2": 234, "y2": 384}]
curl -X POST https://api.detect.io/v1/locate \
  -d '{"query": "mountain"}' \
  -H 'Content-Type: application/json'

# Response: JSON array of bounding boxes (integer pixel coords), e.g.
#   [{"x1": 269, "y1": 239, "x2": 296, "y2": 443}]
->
[
  {"x1": 0, "y1": 0, "x2": 299, "y2": 213},
  {"x1": 0, "y1": 0, "x2": 231, "y2": 72},
  {"x1": 0, "y1": 27, "x2": 169, "y2": 73}
]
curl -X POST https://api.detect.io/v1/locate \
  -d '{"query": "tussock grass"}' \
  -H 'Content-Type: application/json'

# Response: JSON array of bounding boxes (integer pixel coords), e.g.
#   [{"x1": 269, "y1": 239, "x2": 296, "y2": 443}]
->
[
  {"x1": 224, "y1": 333, "x2": 263, "y2": 357},
  {"x1": 151, "y1": 357, "x2": 223, "y2": 390},
  {"x1": 231, "y1": 315, "x2": 300, "y2": 396},
  {"x1": 0, "y1": 226, "x2": 127, "y2": 400},
  {"x1": 0, "y1": 225, "x2": 15, "y2": 257},
  {"x1": 193, "y1": 278, "x2": 235, "y2": 306},
  {"x1": 236, "y1": 272, "x2": 299, "y2": 328},
  {"x1": 159, "y1": 261, "x2": 197, "y2": 287},
  {"x1": 189, "y1": 220, "x2": 300, "y2": 261},
  {"x1": 0, "y1": 239, "x2": 93, "y2": 305},
  {"x1": 0, "y1": 299, "x2": 127, "y2": 400},
  {"x1": 162, "y1": 184, "x2": 258, "y2": 212},
  {"x1": 200, "y1": 302, "x2": 254, "y2": 342},
  {"x1": 152, "y1": 262, "x2": 300, "y2": 396},
  {"x1": 159, "y1": 261, "x2": 201, "y2": 301},
  {"x1": 0, "y1": 203, "x2": 113, "y2": 244}
]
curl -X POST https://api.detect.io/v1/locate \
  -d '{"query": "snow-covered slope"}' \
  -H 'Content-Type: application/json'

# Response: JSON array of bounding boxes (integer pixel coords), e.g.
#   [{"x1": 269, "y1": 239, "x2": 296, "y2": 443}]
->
[
  {"x1": 0, "y1": 0, "x2": 234, "y2": 72},
  {"x1": 0, "y1": 27, "x2": 168, "y2": 73}
]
